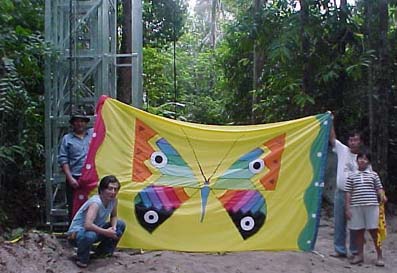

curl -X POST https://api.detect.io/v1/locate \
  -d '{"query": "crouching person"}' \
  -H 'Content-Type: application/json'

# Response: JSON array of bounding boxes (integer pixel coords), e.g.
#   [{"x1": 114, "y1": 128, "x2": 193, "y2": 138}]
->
[{"x1": 67, "y1": 175, "x2": 126, "y2": 268}]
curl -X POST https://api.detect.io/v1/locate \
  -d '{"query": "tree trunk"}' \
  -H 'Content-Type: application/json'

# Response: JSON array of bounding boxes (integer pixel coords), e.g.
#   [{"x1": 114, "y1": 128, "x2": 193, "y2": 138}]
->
[
  {"x1": 208, "y1": 0, "x2": 218, "y2": 92},
  {"x1": 251, "y1": 0, "x2": 265, "y2": 124},
  {"x1": 334, "y1": 0, "x2": 348, "y2": 120},
  {"x1": 365, "y1": 0, "x2": 390, "y2": 185},
  {"x1": 117, "y1": 0, "x2": 132, "y2": 104},
  {"x1": 299, "y1": 0, "x2": 312, "y2": 97},
  {"x1": 210, "y1": 0, "x2": 217, "y2": 49},
  {"x1": 375, "y1": 0, "x2": 390, "y2": 184}
]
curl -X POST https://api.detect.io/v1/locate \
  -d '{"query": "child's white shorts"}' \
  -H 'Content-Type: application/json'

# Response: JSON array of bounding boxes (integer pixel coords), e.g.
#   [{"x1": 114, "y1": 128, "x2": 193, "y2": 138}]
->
[{"x1": 348, "y1": 205, "x2": 379, "y2": 230}]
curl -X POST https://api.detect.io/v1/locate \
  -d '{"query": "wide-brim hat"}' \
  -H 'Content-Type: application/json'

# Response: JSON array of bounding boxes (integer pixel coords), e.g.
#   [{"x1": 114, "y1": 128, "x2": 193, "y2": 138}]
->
[{"x1": 69, "y1": 110, "x2": 90, "y2": 123}]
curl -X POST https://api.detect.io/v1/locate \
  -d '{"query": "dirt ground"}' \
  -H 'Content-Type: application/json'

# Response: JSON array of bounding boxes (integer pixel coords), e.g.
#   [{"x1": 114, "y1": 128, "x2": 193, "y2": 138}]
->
[{"x1": 1, "y1": 213, "x2": 396, "y2": 273}]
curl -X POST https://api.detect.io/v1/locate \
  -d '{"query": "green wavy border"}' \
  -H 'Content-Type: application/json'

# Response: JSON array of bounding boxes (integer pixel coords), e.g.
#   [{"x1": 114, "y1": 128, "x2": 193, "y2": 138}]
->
[{"x1": 298, "y1": 113, "x2": 332, "y2": 251}]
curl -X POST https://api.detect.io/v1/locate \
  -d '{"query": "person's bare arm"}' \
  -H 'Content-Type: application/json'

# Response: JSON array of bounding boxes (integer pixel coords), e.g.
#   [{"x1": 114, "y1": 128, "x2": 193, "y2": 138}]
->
[
  {"x1": 110, "y1": 199, "x2": 118, "y2": 230},
  {"x1": 84, "y1": 203, "x2": 118, "y2": 239},
  {"x1": 377, "y1": 189, "x2": 388, "y2": 204}
]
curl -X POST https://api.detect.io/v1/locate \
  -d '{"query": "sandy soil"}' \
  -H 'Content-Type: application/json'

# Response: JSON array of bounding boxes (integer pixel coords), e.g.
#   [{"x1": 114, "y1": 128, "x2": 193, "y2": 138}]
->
[{"x1": 1, "y1": 214, "x2": 396, "y2": 273}]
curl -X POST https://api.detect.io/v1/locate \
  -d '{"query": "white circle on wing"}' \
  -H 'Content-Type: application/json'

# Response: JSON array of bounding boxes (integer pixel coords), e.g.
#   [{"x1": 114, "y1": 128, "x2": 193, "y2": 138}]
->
[
  {"x1": 150, "y1": 151, "x2": 168, "y2": 168},
  {"x1": 248, "y1": 159, "x2": 265, "y2": 174},
  {"x1": 144, "y1": 210, "x2": 159, "y2": 224},
  {"x1": 240, "y1": 216, "x2": 255, "y2": 231}
]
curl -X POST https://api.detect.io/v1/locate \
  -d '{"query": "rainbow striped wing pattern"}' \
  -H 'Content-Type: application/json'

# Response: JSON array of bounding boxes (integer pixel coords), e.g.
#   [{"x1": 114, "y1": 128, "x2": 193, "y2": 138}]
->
[{"x1": 135, "y1": 185, "x2": 190, "y2": 233}]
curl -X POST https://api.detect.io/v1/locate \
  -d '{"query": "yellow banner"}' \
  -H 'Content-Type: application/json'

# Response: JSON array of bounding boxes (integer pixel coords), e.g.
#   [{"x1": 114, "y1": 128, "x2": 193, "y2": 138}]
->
[{"x1": 77, "y1": 96, "x2": 331, "y2": 252}]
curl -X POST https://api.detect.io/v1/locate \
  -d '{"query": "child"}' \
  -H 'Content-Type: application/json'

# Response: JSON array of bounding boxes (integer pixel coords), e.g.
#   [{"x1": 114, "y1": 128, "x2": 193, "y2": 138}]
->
[{"x1": 344, "y1": 150, "x2": 387, "y2": 266}]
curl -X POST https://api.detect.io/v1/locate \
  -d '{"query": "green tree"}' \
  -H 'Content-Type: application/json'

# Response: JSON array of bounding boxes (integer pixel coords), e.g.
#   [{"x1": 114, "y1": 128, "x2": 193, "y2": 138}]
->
[
  {"x1": 0, "y1": 0, "x2": 46, "y2": 229},
  {"x1": 143, "y1": 0, "x2": 188, "y2": 47},
  {"x1": 362, "y1": 0, "x2": 391, "y2": 186},
  {"x1": 118, "y1": 0, "x2": 187, "y2": 104},
  {"x1": 143, "y1": 3, "x2": 227, "y2": 124}
]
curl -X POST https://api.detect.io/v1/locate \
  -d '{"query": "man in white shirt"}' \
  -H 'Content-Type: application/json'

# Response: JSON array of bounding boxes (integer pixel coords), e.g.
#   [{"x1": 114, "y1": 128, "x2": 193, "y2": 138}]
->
[{"x1": 329, "y1": 123, "x2": 362, "y2": 258}]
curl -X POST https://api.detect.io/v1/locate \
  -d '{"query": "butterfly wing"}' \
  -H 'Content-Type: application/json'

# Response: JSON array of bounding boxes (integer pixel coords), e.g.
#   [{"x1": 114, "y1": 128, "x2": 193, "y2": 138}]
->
[
  {"x1": 132, "y1": 119, "x2": 198, "y2": 233},
  {"x1": 217, "y1": 190, "x2": 266, "y2": 239},
  {"x1": 134, "y1": 184, "x2": 191, "y2": 233},
  {"x1": 214, "y1": 134, "x2": 285, "y2": 239}
]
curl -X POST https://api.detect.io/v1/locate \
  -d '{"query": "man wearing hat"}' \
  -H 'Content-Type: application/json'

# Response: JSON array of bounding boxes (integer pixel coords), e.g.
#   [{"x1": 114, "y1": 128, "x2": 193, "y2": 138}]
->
[{"x1": 58, "y1": 110, "x2": 93, "y2": 221}]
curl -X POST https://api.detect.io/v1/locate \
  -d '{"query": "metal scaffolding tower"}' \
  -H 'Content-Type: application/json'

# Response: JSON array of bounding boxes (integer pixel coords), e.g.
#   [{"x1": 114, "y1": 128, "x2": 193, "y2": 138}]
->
[{"x1": 44, "y1": 0, "x2": 142, "y2": 229}]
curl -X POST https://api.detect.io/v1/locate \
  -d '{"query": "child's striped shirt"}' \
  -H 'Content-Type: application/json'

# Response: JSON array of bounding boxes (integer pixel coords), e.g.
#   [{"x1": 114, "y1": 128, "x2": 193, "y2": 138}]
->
[{"x1": 345, "y1": 169, "x2": 383, "y2": 206}]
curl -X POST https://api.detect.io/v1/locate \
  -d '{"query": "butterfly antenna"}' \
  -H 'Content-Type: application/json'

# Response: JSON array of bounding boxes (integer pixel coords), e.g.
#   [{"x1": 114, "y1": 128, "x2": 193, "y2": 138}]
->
[
  {"x1": 180, "y1": 128, "x2": 208, "y2": 182},
  {"x1": 207, "y1": 135, "x2": 243, "y2": 181},
  {"x1": 180, "y1": 128, "x2": 243, "y2": 222},
  {"x1": 181, "y1": 128, "x2": 212, "y2": 222}
]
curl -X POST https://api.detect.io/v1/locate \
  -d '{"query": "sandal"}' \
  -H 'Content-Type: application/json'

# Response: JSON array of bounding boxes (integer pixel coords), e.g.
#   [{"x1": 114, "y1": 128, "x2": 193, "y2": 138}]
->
[
  {"x1": 375, "y1": 259, "x2": 385, "y2": 267},
  {"x1": 330, "y1": 252, "x2": 347, "y2": 258},
  {"x1": 350, "y1": 256, "x2": 364, "y2": 265}
]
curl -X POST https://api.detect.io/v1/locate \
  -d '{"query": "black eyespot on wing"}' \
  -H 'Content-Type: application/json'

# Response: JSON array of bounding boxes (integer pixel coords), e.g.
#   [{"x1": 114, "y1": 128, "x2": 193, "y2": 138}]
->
[
  {"x1": 134, "y1": 185, "x2": 189, "y2": 233},
  {"x1": 218, "y1": 190, "x2": 267, "y2": 240},
  {"x1": 229, "y1": 211, "x2": 266, "y2": 240},
  {"x1": 135, "y1": 205, "x2": 173, "y2": 233}
]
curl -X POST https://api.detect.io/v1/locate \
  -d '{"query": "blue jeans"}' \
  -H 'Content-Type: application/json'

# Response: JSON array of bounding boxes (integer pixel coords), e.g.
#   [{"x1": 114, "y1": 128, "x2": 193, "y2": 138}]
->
[
  {"x1": 334, "y1": 189, "x2": 357, "y2": 255},
  {"x1": 72, "y1": 220, "x2": 126, "y2": 264}
]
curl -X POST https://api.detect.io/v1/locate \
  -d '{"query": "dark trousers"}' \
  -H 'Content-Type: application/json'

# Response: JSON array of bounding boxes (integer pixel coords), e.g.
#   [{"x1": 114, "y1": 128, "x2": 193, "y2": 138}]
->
[
  {"x1": 69, "y1": 220, "x2": 126, "y2": 264},
  {"x1": 66, "y1": 175, "x2": 80, "y2": 222}
]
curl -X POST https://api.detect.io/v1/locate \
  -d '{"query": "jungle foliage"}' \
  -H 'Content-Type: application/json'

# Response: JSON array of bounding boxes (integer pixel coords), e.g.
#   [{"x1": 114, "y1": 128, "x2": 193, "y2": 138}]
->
[
  {"x1": 0, "y1": 0, "x2": 47, "y2": 231},
  {"x1": 1, "y1": 0, "x2": 397, "y2": 231}
]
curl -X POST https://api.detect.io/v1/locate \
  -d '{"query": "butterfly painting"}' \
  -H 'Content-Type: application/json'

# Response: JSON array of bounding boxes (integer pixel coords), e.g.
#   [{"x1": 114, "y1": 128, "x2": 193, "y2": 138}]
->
[
  {"x1": 78, "y1": 96, "x2": 331, "y2": 252},
  {"x1": 132, "y1": 118, "x2": 285, "y2": 240}
]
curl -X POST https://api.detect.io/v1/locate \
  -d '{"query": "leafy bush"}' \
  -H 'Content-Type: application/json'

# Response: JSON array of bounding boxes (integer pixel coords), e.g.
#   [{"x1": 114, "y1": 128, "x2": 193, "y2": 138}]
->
[{"x1": 0, "y1": 0, "x2": 46, "y2": 229}]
